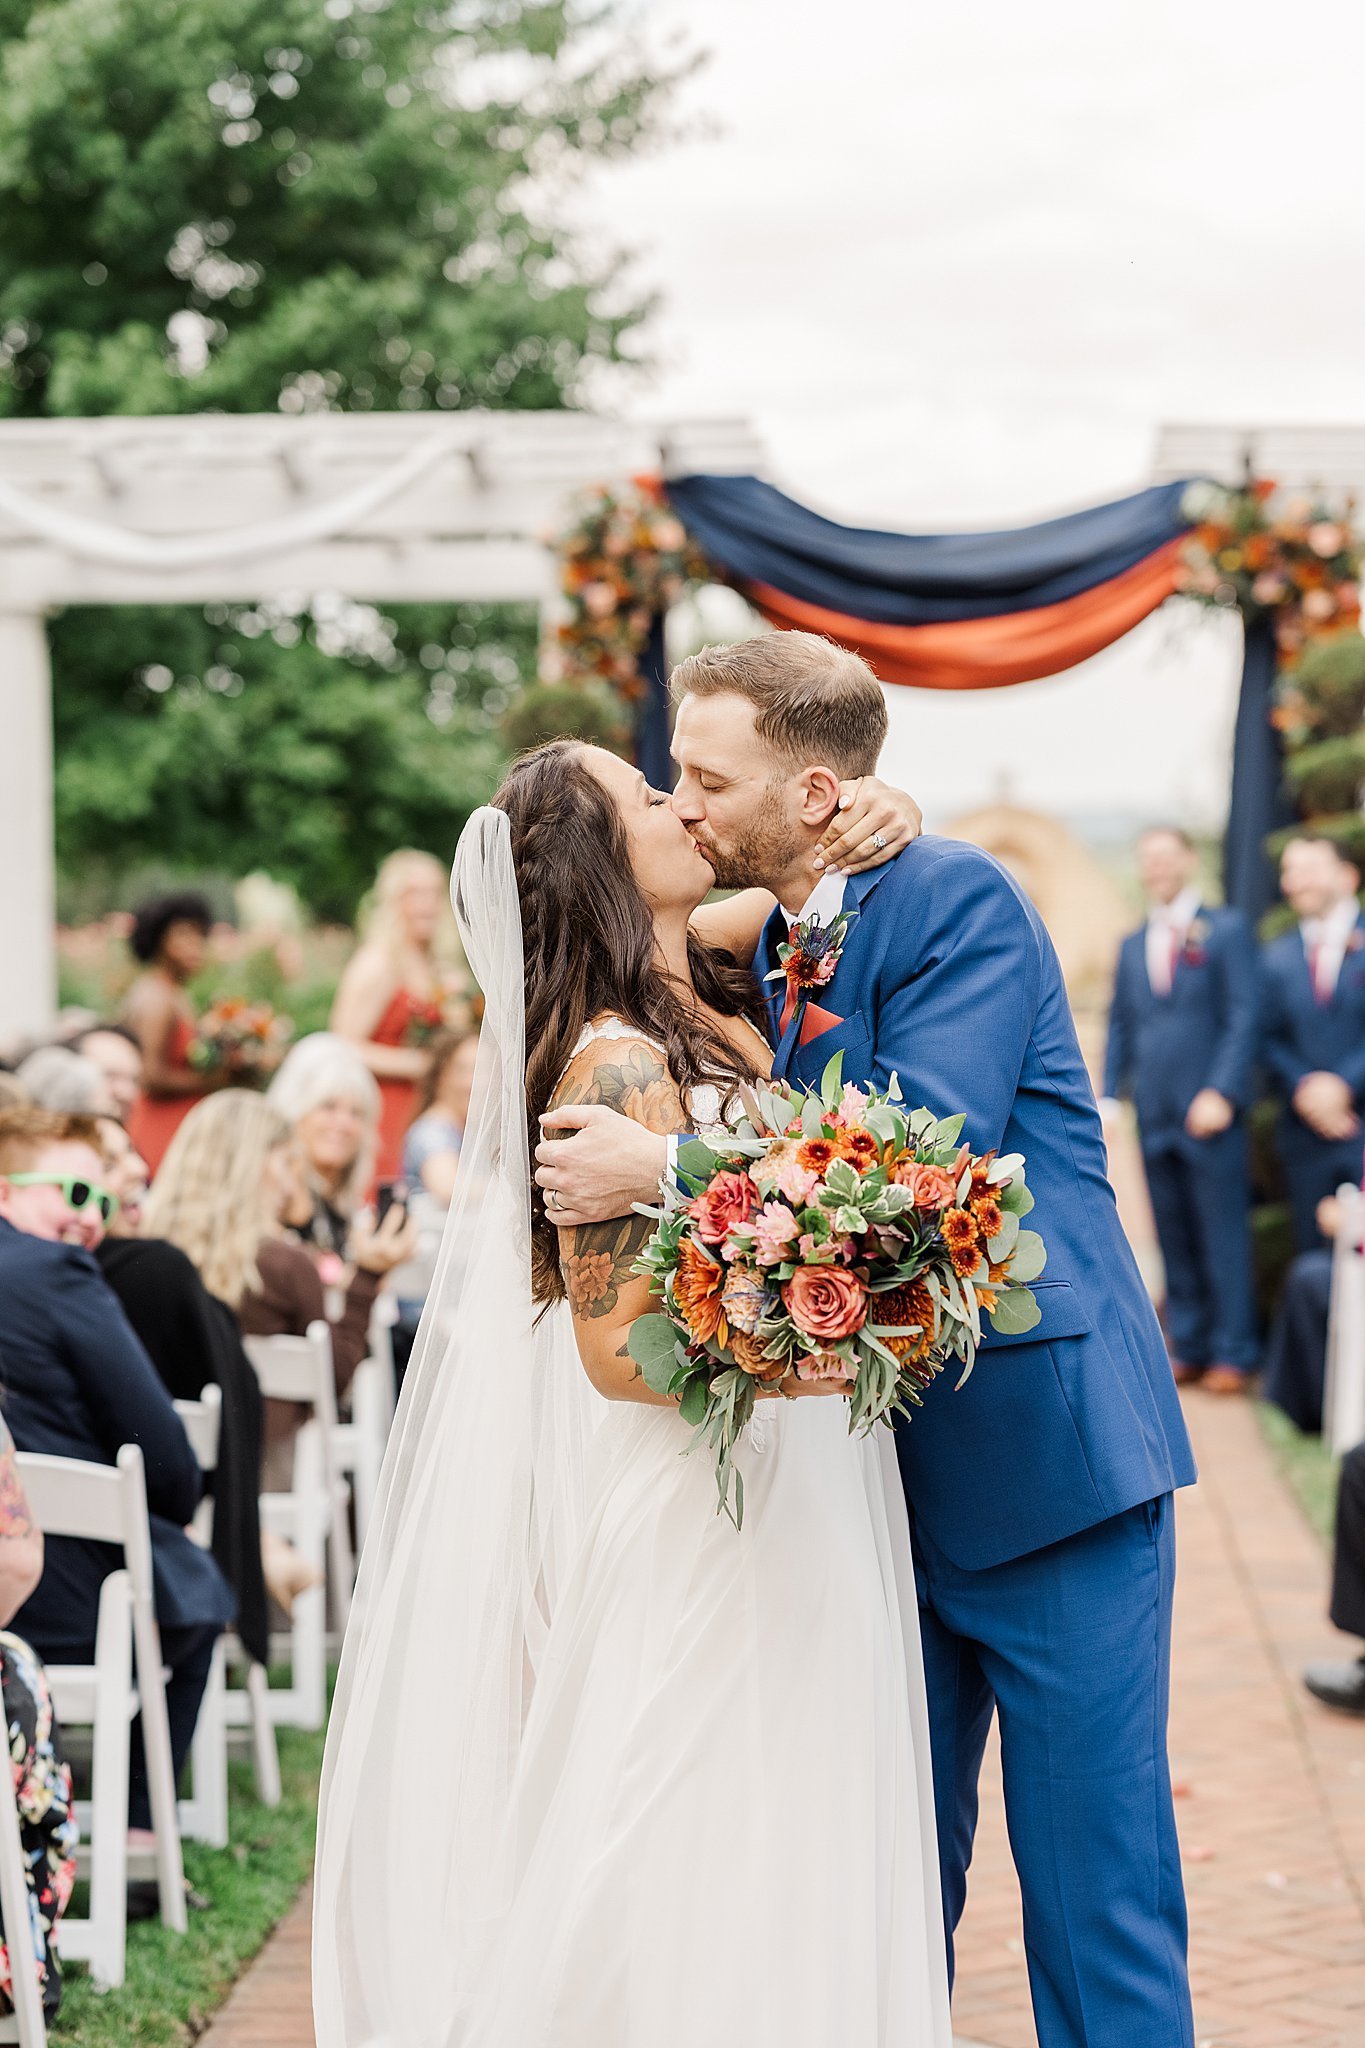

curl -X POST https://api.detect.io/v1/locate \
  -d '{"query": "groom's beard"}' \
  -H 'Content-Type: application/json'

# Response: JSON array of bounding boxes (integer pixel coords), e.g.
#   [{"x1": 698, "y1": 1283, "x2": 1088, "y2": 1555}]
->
[{"x1": 693, "y1": 786, "x2": 806, "y2": 893}]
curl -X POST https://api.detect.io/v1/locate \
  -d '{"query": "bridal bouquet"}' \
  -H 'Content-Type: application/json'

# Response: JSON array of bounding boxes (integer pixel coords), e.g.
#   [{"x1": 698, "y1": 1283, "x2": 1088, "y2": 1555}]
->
[
  {"x1": 187, "y1": 997, "x2": 291, "y2": 1082},
  {"x1": 628, "y1": 1054, "x2": 1046, "y2": 1526}
]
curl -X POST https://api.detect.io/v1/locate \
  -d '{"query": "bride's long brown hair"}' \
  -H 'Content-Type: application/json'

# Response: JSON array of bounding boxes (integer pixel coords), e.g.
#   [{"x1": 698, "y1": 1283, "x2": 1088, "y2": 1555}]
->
[{"x1": 492, "y1": 741, "x2": 768, "y2": 1305}]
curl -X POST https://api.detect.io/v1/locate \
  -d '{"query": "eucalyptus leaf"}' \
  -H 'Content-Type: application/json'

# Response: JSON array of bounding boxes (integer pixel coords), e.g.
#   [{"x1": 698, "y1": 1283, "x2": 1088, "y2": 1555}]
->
[
  {"x1": 987, "y1": 1287, "x2": 1042, "y2": 1336},
  {"x1": 1005, "y1": 1229, "x2": 1047, "y2": 1284},
  {"x1": 679, "y1": 1377, "x2": 710, "y2": 1427}
]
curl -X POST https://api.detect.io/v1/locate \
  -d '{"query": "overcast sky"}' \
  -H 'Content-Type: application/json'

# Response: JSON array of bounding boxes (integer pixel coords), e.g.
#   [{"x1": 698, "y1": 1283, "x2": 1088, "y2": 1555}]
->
[{"x1": 577, "y1": 0, "x2": 1365, "y2": 832}]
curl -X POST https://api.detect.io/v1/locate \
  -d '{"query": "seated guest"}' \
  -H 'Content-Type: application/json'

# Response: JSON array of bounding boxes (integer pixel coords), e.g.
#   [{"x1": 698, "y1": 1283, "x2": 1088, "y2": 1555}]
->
[
  {"x1": 0, "y1": 1108, "x2": 233, "y2": 1835},
  {"x1": 13, "y1": 1045, "x2": 111, "y2": 1116},
  {"x1": 94, "y1": 1117, "x2": 295, "y2": 1648},
  {"x1": 402, "y1": 1027, "x2": 478, "y2": 1207},
  {"x1": 1262, "y1": 836, "x2": 1365, "y2": 1250},
  {"x1": 265, "y1": 1033, "x2": 381, "y2": 1258},
  {"x1": 1101, "y1": 826, "x2": 1260, "y2": 1392},
  {"x1": 1263, "y1": 1178, "x2": 1364, "y2": 1435},
  {"x1": 386, "y1": 1029, "x2": 480, "y2": 1365},
  {"x1": 143, "y1": 1093, "x2": 414, "y2": 1482},
  {"x1": 121, "y1": 891, "x2": 218, "y2": 1174},
  {"x1": 0, "y1": 1416, "x2": 78, "y2": 2020},
  {"x1": 1305, "y1": 1441, "x2": 1365, "y2": 1714},
  {"x1": 71, "y1": 1023, "x2": 144, "y2": 1126}
]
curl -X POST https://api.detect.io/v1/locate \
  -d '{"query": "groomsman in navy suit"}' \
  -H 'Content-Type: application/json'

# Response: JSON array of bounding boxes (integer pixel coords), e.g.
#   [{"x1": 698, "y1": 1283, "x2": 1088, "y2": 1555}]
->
[
  {"x1": 1102, "y1": 827, "x2": 1260, "y2": 1392},
  {"x1": 1261, "y1": 836, "x2": 1365, "y2": 1251}
]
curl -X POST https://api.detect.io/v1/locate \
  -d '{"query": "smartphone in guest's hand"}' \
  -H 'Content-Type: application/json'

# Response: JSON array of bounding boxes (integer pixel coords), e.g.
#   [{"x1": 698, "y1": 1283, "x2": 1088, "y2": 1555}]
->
[{"x1": 375, "y1": 1178, "x2": 410, "y2": 1228}]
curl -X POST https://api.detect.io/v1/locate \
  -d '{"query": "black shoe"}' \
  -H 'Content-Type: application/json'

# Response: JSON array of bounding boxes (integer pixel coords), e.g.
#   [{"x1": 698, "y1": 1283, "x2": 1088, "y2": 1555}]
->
[{"x1": 1304, "y1": 1655, "x2": 1365, "y2": 1714}]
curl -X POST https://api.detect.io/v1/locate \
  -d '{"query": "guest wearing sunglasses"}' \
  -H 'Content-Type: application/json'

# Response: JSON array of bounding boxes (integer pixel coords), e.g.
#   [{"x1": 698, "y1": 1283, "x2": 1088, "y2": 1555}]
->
[{"x1": 0, "y1": 1108, "x2": 234, "y2": 1841}]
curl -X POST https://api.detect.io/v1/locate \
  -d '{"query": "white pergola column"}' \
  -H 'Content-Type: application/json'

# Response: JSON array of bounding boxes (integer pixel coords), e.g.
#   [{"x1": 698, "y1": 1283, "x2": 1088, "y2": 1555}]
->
[{"x1": 0, "y1": 611, "x2": 55, "y2": 1049}]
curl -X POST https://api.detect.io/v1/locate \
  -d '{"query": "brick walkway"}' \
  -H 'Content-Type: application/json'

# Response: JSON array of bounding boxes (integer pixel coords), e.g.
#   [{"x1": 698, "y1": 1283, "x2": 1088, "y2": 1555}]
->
[{"x1": 200, "y1": 1392, "x2": 1363, "y2": 2048}]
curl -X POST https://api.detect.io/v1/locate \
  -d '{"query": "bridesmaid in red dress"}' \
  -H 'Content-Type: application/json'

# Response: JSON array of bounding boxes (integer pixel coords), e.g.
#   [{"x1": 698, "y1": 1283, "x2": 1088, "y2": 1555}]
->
[
  {"x1": 329, "y1": 850, "x2": 468, "y2": 1181},
  {"x1": 122, "y1": 893, "x2": 220, "y2": 1175}
]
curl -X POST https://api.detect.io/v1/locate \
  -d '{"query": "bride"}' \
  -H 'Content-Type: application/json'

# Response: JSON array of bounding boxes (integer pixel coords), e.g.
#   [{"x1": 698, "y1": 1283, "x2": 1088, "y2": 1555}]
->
[{"x1": 313, "y1": 741, "x2": 952, "y2": 2048}]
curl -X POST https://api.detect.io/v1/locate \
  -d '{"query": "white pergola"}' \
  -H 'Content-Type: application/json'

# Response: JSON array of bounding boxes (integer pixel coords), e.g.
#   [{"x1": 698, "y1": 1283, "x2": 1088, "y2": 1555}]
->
[{"x1": 0, "y1": 411, "x2": 764, "y2": 1043}]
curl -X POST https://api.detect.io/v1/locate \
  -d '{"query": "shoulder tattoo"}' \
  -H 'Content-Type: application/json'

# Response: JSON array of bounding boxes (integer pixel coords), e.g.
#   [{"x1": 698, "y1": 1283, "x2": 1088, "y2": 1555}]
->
[{"x1": 549, "y1": 1040, "x2": 682, "y2": 1322}]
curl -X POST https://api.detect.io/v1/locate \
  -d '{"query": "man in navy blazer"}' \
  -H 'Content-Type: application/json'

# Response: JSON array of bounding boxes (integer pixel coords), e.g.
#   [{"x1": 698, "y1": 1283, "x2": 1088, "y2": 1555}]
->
[
  {"x1": 0, "y1": 1108, "x2": 234, "y2": 1831},
  {"x1": 1261, "y1": 836, "x2": 1365, "y2": 1250},
  {"x1": 538, "y1": 635, "x2": 1197, "y2": 2048},
  {"x1": 1101, "y1": 826, "x2": 1260, "y2": 1390}
]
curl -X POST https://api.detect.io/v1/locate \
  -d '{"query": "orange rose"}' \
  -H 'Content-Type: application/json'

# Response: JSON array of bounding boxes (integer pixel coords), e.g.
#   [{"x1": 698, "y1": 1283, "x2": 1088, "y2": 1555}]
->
[
  {"x1": 688, "y1": 1170, "x2": 757, "y2": 1247},
  {"x1": 783, "y1": 1265, "x2": 868, "y2": 1343},
  {"x1": 731, "y1": 1329, "x2": 788, "y2": 1381},
  {"x1": 892, "y1": 1162, "x2": 959, "y2": 1211}
]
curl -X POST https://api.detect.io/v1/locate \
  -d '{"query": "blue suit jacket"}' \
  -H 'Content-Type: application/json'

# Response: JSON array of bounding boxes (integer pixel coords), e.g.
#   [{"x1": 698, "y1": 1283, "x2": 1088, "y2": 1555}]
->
[
  {"x1": 1260, "y1": 913, "x2": 1365, "y2": 1117},
  {"x1": 1102, "y1": 904, "x2": 1260, "y2": 1145},
  {"x1": 761, "y1": 836, "x2": 1196, "y2": 1571},
  {"x1": 0, "y1": 1218, "x2": 233, "y2": 1654}
]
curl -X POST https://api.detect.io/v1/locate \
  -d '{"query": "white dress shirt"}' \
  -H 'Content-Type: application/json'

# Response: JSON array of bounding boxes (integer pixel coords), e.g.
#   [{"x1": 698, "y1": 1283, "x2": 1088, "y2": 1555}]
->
[
  {"x1": 1300, "y1": 894, "x2": 1359, "y2": 1002},
  {"x1": 780, "y1": 869, "x2": 851, "y2": 931},
  {"x1": 1144, "y1": 885, "x2": 1202, "y2": 998}
]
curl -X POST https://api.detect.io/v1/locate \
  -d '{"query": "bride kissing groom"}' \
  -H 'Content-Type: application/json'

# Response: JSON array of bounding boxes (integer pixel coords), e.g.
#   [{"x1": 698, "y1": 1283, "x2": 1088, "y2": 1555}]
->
[{"x1": 314, "y1": 630, "x2": 1197, "y2": 2048}]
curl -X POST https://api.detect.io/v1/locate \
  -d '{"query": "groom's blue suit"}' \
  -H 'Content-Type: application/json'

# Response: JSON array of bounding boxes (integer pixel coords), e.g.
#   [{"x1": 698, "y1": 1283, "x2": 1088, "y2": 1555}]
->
[{"x1": 761, "y1": 836, "x2": 1197, "y2": 2048}]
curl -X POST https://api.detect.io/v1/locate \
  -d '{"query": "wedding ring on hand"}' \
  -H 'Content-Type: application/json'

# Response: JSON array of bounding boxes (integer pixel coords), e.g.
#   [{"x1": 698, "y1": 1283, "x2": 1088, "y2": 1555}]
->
[
  {"x1": 546, "y1": 1188, "x2": 562, "y2": 1212},
  {"x1": 870, "y1": 831, "x2": 887, "y2": 854}
]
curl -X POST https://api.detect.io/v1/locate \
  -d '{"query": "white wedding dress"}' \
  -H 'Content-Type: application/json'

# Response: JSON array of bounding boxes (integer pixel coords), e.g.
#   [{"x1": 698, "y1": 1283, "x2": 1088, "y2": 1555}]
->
[{"x1": 312, "y1": 812, "x2": 951, "y2": 2048}]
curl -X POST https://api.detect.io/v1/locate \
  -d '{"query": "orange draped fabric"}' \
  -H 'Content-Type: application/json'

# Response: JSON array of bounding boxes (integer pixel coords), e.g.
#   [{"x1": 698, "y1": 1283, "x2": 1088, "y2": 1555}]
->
[{"x1": 743, "y1": 539, "x2": 1186, "y2": 691}]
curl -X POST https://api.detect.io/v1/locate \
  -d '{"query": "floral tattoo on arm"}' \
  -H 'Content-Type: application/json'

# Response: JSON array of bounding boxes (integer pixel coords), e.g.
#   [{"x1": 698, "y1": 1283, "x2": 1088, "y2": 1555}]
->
[{"x1": 548, "y1": 1043, "x2": 682, "y2": 1322}]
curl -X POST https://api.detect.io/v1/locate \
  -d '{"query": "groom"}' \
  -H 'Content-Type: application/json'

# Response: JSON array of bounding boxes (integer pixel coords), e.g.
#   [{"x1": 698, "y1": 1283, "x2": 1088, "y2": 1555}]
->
[{"x1": 537, "y1": 631, "x2": 1197, "y2": 2048}]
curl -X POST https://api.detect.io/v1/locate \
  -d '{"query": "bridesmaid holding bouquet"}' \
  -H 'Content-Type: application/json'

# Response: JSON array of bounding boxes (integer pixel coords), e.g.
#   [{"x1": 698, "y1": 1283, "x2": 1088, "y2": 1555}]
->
[{"x1": 330, "y1": 849, "x2": 469, "y2": 1179}]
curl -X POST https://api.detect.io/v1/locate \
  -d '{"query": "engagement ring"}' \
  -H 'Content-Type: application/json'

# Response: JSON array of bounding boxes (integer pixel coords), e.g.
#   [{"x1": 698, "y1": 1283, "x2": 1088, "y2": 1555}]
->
[{"x1": 870, "y1": 830, "x2": 887, "y2": 853}]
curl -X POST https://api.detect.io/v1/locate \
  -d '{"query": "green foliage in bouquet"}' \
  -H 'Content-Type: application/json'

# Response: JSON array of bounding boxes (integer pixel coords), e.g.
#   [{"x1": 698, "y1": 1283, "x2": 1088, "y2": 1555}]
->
[{"x1": 628, "y1": 1053, "x2": 1045, "y2": 1527}]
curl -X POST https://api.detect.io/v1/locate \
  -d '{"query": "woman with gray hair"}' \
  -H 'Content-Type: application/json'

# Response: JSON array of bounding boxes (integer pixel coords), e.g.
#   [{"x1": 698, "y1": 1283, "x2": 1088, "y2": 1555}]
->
[
  {"x1": 266, "y1": 1032, "x2": 384, "y2": 1258},
  {"x1": 14, "y1": 1045, "x2": 112, "y2": 1116}
]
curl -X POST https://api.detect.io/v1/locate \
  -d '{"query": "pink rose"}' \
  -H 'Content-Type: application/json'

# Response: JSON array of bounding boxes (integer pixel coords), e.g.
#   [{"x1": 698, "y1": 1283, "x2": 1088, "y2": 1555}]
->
[
  {"x1": 1308, "y1": 521, "x2": 1344, "y2": 559},
  {"x1": 891, "y1": 1162, "x2": 960, "y2": 1211},
  {"x1": 688, "y1": 1170, "x2": 757, "y2": 1247},
  {"x1": 782, "y1": 1265, "x2": 868, "y2": 1342},
  {"x1": 751, "y1": 1201, "x2": 799, "y2": 1266}
]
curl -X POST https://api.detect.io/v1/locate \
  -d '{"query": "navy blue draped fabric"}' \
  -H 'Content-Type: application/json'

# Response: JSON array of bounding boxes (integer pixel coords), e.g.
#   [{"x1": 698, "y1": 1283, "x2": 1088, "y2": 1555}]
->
[
  {"x1": 636, "y1": 615, "x2": 672, "y2": 790},
  {"x1": 664, "y1": 474, "x2": 1195, "y2": 625},
  {"x1": 1224, "y1": 616, "x2": 1295, "y2": 922}
]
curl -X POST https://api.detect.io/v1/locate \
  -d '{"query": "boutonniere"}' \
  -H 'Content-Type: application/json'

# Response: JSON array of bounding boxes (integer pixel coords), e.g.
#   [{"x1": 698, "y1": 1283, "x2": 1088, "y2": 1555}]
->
[
  {"x1": 765, "y1": 907, "x2": 856, "y2": 1044},
  {"x1": 1182, "y1": 916, "x2": 1210, "y2": 967}
]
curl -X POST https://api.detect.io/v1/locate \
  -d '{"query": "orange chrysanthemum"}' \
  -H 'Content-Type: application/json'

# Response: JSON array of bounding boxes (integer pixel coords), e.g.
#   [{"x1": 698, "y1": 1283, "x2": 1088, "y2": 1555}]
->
[
  {"x1": 941, "y1": 1208, "x2": 979, "y2": 1251},
  {"x1": 796, "y1": 1136, "x2": 840, "y2": 1173},
  {"x1": 838, "y1": 1128, "x2": 879, "y2": 1168},
  {"x1": 674, "y1": 1239, "x2": 725, "y2": 1344},
  {"x1": 951, "y1": 1242, "x2": 984, "y2": 1279},
  {"x1": 972, "y1": 1195, "x2": 1004, "y2": 1239},
  {"x1": 875, "y1": 1280, "x2": 936, "y2": 1359}
]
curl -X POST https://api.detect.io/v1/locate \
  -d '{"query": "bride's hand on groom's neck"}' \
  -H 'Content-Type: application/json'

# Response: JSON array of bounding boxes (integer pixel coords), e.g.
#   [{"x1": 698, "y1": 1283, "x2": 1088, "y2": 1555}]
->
[{"x1": 813, "y1": 777, "x2": 922, "y2": 877}]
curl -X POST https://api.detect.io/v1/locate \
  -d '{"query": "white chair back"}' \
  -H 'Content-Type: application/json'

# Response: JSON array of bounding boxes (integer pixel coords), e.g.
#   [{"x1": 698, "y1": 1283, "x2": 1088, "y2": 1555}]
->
[
  {"x1": 241, "y1": 1322, "x2": 346, "y2": 1727},
  {"x1": 15, "y1": 1446, "x2": 187, "y2": 1988},
  {"x1": 0, "y1": 1709, "x2": 46, "y2": 2045},
  {"x1": 1324, "y1": 1183, "x2": 1365, "y2": 1456},
  {"x1": 173, "y1": 1384, "x2": 221, "y2": 1472}
]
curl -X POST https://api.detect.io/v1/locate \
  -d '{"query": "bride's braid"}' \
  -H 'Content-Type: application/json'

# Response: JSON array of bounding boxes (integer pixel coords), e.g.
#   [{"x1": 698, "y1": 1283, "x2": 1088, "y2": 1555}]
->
[{"x1": 493, "y1": 741, "x2": 767, "y2": 1305}]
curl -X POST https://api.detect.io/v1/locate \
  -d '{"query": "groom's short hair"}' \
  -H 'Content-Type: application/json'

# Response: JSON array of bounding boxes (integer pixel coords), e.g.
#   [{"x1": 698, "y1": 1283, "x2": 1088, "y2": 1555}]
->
[{"x1": 670, "y1": 632, "x2": 888, "y2": 777}]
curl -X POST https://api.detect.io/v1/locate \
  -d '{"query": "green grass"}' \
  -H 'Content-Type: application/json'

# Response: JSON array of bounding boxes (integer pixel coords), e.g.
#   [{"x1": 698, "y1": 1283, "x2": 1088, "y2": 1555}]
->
[
  {"x1": 53, "y1": 1719, "x2": 324, "y2": 2045},
  {"x1": 1257, "y1": 1399, "x2": 1339, "y2": 1548}
]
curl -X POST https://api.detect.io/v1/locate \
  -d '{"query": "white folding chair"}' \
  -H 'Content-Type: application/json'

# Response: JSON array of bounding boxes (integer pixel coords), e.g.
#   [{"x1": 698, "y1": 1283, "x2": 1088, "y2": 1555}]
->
[
  {"x1": 1324, "y1": 1182, "x2": 1365, "y2": 1456},
  {"x1": 16, "y1": 1447, "x2": 186, "y2": 1992},
  {"x1": 242, "y1": 1323, "x2": 348, "y2": 1730},
  {"x1": 0, "y1": 1690, "x2": 47, "y2": 2048}
]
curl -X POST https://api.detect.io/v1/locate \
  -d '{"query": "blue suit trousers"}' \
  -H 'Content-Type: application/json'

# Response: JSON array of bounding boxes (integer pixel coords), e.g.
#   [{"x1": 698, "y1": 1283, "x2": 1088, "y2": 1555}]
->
[
  {"x1": 1140, "y1": 1125, "x2": 1259, "y2": 1370},
  {"x1": 913, "y1": 1496, "x2": 1194, "y2": 2048}
]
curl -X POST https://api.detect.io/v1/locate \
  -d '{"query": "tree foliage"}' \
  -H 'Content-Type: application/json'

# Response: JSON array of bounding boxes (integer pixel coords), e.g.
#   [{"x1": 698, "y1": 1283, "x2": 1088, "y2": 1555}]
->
[{"x1": 0, "y1": 0, "x2": 685, "y2": 913}]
